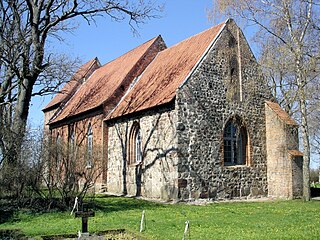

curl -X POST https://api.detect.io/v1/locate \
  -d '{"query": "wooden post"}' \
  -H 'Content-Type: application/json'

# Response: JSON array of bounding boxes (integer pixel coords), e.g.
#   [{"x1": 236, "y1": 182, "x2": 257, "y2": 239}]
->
[
  {"x1": 75, "y1": 204, "x2": 95, "y2": 234},
  {"x1": 140, "y1": 210, "x2": 145, "y2": 232}
]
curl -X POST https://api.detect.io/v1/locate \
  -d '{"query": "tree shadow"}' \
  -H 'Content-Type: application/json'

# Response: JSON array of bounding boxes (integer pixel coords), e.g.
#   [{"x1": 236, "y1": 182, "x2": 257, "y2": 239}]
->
[
  {"x1": 0, "y1": 209, "x2": 14, "y2": 224},
  {"x1": 89, "y1": 195, "x2": 164, "y2": 213}
]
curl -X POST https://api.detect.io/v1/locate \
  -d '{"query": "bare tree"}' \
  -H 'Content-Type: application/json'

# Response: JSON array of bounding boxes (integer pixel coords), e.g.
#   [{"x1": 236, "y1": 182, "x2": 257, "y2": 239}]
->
[
  {"x1": 40, "y1": 134, "x2": 103, "y2": 208},
  {"x1": 0, "y1": 122, "x2": 104, "y2": 209},
  {"x1": 209, "y1": 0, "x2": 320, "y2": 200},
  {"x1": 0, "y1": 0, "x2": 162, "y2": 171}
]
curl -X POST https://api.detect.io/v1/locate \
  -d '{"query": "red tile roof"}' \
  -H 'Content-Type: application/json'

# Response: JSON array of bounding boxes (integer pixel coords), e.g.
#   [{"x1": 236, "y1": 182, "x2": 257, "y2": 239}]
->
[
  {"x1": 50, "y1": 36, "x2": 165, "y2": 124},
  {"x1": 107, "y1": 22, "x2": 225, "y2": 120},
  {"x1": 43, "y1": 58, "x2": 99, "y2": 112},
  {"x1": 265, "y1": 101, "x2": 298, "y2": 126}
]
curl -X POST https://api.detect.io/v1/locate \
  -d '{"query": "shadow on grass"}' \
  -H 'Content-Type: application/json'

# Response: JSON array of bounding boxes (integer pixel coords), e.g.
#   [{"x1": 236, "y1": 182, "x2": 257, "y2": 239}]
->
[
  {"x1": 41, "y1": 229, "x2": 149, "y2": 240},
  {"x1": 0, "y1": 209, "x2": 14, "y2": 224},
  {"x1": 0, "y1": 229, "x2": 28, "y2": 240},
  {"x1": 0, "y1": 194, "x2": 165, "y2": 224},
  {"x1": 87, "y1": 195, "x2": 165, "y2": 213}
]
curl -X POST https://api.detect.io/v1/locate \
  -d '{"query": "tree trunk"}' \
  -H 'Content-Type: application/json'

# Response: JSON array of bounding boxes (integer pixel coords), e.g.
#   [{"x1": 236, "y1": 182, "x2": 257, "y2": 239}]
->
[
  {"x1": 296, "y1": 56, "x2": 311, "y2": 201},
  {"x1": 9, "y1": 77, "x2": 34, "y2": 164},
  {"x1": 300, "y1": 97, "x2": 311, "y2": 201}
]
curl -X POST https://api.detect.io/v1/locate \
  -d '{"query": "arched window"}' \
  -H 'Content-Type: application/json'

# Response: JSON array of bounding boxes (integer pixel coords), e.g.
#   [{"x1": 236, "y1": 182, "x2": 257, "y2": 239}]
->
[
  {"x1": 68, "y1": 125, "x2": 75, "y2": 153},
  {"x1": 128, "y1": 122, "x2": 142, "y2": 165},
  {"x1": 87, "y1": 123, "x2": 93, "y2": 167},
  {"x1": 56, "y1": 132, "x2": 62, "y2": 170},
  {"x1": 223, "y1": 117, "x2": 250, "y2": 166},
  {"x1": 135, "y1": 129, "x2": 142, "y2": 163},
  {"x1": 56, "y1": 132, "x2": 61, "y2": 145}
]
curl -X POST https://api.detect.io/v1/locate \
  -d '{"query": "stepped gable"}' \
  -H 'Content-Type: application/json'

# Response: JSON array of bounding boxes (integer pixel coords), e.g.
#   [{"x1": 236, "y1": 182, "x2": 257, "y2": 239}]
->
[
  {"x1": 43, "y1": 58, "x2": 99, "y2": 112},
  {"x1": 50, "y1": 35, "x2": 165, "y2": 124},
  {"x1": 107, "y1": 22, "x2": 225, "y2": 120}
]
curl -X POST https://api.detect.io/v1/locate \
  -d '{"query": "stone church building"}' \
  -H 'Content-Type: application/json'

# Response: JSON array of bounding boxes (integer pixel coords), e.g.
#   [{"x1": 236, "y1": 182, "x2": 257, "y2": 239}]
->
[{"x1": 43, "y1": 19, "x2": 303, "y2": 201}]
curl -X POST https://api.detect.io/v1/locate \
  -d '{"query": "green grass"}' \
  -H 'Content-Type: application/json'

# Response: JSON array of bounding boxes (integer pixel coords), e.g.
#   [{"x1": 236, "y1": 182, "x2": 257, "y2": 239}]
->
[
  {"x1": 1, "y1": 196, "x2": 320, "y2": 239},
  {"x1": 311, "y1": 183, "x2": 320, "y2": 188}
]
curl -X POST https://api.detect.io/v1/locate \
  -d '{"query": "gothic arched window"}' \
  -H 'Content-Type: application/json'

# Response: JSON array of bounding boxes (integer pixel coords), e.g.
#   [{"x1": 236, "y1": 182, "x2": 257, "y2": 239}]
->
[
  {"x1": 223, "y1": 118, "x2": 250, "y2": 166},
  {"x1": 56, "y1": 132, "x2": 61, "y2": 145},
  {"x1": 68, "y1": 125, "x2": 75, "y2": 153},
  {"x1": 55, "y1": 132, "x2": 62, "y2": 170},
  {"x1": 128, "y1": 122, "x2": 142, "y2": 165},
  {"x1": 87, "y1": 123, "x2": 93, "y2": 167}
]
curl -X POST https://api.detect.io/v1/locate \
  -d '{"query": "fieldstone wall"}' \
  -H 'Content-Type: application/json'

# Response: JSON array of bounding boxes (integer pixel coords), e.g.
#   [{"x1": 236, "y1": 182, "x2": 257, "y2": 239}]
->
[
  {"x1": 106, "y1": 107, "x2": 178, "y2": 201},
  {"x1": 176, "y1": 20, "x2": 273, "y2": 200}
]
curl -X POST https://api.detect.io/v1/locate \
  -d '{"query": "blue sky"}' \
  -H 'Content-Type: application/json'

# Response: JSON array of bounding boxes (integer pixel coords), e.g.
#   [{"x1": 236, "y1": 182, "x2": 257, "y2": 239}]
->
[
  {"x1": 28, "y1": 1, "x2": 318, "y2": 168},
  {"x1": 29, "y1": 0, "x2": 254, "y2": 126}
]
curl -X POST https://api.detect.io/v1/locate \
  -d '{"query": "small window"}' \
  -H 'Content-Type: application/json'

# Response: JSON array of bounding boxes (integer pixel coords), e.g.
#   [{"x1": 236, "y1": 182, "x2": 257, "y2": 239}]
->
[
  {"x1": 128, "y1": 122, "x2": 143, "y2": 165},
  {"x1": 68, "y1": 125, "x2": 75, "y2": 153},
  {"x1": 56, "y1": 132, "x2": 61, "y2": 145},
  {"x1": 229, "y1": 36, "x2": 236, "y2": 48},
  {"x1": 135, "y1": 129, "x2": 142, "y2": 164},
  {"x1": 87, "y1": 124, "x2": 93, "y2": 168},
  {"x1": 230, "y1": 55, "x2": 238, "y2": 83},
  {"x1": 56, "y1": 133, "x2": 62, "y2": 170},
  {"x1": 223, "y1": 118, "x2": 250, "y2": 166}
]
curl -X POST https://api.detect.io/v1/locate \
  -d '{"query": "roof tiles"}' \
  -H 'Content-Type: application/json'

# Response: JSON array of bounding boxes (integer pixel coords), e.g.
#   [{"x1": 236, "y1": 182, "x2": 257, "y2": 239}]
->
[
  {"x1": 265, "y1": 101, "x2": 298, "y2": 126},
  {"x1": 43, "y1": 58, "x2": 99, "y2": 111},
  {"x1": 50, "y1": 36, "x2": 164, "y2": 124},
  {"x1": 107, "y1": 22, "x2": 225, "y2": 120}
]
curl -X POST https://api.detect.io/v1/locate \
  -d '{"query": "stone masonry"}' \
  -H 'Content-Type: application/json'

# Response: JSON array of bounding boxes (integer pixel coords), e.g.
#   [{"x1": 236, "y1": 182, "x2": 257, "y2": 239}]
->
[
  {"x1": 176, "y1": 21, "x2": 273, "y2": 200},
  {"x1": 106, "y1": 105, "x2": 178, "y2": 200}
]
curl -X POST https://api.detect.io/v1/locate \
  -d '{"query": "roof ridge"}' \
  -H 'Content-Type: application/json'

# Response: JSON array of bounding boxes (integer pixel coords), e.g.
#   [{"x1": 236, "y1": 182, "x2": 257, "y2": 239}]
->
[
  {"x1": 46, "y1": 58, "x2": 101, "y2": 122},
  {"x1": 100, "y1": 36, "x2": 160, "y2": 67},
  {"x1": 179, "y1": 21, "x2": 226, "y2": 89},
  {"x1": 104, "y1": 36, "x2": 165, "y2": 119},
  {"x1": 106, "y1": 52, "x2": 162, "y2": 120},
  {"x1": 162, "y1": 21, "x2": 225, "y2": 52}
]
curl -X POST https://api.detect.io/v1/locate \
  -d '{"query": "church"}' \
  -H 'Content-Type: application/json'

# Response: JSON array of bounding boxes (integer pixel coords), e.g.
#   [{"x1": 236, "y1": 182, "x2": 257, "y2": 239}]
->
[{"x1": 43, "y1": 19, "x2": 303, "y2": 201}]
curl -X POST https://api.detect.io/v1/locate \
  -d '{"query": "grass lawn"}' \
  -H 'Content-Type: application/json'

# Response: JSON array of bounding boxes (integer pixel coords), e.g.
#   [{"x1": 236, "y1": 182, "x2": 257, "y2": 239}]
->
[{"x1": 1, "y1": 196, "x2": 320, "y2": 239}]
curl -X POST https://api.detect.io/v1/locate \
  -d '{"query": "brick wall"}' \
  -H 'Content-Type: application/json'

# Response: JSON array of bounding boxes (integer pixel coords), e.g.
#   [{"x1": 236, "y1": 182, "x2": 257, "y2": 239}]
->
[
  {"x1": 265, "y1": 103, "x2": 302, "y2": 198},
  {"x1": 49, "y1": 114, "x2": 105, "y2": 189}
]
